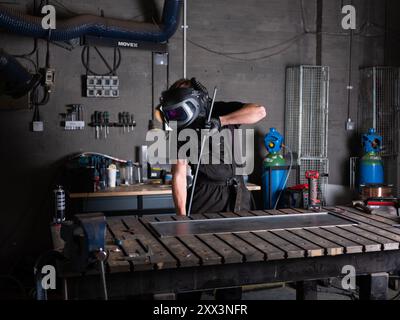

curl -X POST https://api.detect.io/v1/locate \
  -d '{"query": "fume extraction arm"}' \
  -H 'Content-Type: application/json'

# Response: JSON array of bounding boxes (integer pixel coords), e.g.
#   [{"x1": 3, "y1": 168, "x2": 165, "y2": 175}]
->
[{"x1": 0, "y1": 0, "x2": 182, "y2": 43}]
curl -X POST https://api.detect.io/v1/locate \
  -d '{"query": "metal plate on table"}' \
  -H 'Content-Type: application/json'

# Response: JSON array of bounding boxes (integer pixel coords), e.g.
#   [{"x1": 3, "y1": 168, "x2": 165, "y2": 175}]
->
[{"x1": 149, "y1": 212, "x2": 358, "y2": 238}]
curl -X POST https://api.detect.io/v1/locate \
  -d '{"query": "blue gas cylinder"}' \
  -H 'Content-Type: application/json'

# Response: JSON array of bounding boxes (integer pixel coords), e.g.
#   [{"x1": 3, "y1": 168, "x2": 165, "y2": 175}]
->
[
  {"x1": 262, "y1": 153, "x2": 287, "y2": 209},
  {"x1": 262, "y1": 128, "x2": 287, "y2": 209},
  {"x1": 359, "y1": 152, "x2": 384, "y2": 185},
  {"x1": 359, "y1": 128, "x2": 384, "y2": 186}
]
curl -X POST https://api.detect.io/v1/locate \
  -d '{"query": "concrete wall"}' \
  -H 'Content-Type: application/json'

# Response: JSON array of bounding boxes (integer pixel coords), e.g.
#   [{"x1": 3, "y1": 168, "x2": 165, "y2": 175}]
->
[
  {"x1": 0, "y1": 0, "x2": 387, "y2": 274},
  {"x1": 386, "y1": 0, "x2": 400, "y2": 66}
]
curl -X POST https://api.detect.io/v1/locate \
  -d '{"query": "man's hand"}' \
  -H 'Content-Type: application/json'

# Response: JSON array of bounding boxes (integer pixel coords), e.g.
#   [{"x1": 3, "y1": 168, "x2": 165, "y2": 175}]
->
[{"x1": 205, "y1": 117, "x2": 222, "y2": 135}]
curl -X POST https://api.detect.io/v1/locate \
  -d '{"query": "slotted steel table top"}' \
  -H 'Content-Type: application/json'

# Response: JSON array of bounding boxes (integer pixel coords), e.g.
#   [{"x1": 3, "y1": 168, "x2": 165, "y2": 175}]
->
[{"x1": 149, "y1": 212, "x2": 358, "y2": 238}]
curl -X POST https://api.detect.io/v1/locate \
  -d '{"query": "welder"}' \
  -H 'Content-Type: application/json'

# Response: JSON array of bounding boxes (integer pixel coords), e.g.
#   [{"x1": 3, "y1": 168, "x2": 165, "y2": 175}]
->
[
  {"x1": 158, "y1": 78, "x2": 266, "y2": 300},
  {"x1": 158, "y1": 78, "x2": 267, "y2": 217}
]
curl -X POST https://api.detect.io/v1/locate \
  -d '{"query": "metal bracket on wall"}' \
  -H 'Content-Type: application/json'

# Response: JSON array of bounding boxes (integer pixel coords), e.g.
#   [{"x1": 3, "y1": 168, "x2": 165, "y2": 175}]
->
[{"x1": 81, "y1": 36, "x2": 168, "y2": 53}]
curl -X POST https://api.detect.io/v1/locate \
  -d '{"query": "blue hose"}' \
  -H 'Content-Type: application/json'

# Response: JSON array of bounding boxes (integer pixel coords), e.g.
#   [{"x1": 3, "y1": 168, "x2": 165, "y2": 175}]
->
[{"x1": 0, "y1": 0, "x2": 181, "y2": 42}]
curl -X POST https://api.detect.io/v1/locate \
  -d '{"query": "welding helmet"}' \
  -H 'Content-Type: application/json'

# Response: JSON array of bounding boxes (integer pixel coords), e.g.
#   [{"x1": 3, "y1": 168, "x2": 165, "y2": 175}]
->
[{"x1": 159, "y1": 78, "x2": 210, "y2": 129}]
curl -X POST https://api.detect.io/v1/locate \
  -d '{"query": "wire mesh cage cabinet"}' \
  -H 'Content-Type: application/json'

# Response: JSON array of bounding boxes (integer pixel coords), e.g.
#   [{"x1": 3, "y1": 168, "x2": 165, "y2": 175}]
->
[
  {"x1": 358, "y1": 67, "x2": 400, "y2": 195},
  {"x1": 285, "y1": 66, "x2": 330, "y2": 203},
  {"x1": 359, "y1": 67, "x2": 400, "y2": 157},
  {"x1": 285, "y1": 66, "x2": 329, "y2": 159}
]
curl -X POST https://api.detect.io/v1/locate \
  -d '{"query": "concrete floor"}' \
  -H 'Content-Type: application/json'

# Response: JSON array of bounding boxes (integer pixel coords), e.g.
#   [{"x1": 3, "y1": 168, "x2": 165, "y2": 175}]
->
[
  {"x1": 200, "y1": 284, "x2": 355, "y2": 300},
  {"x1": 200, "y1": 279, "x2": 400, "y2": 300},
  {"x1": 202, "y1": 286, "x2": 351, "y2": 300},
  {"x1": 242, "y1": 285, "x2": 352, "y2": 300}
]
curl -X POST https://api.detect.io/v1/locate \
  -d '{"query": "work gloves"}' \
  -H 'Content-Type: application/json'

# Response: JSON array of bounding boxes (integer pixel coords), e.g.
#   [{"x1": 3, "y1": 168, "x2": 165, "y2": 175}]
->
[{"x1": 205, "y1": 117, "x2": 221, "y2": 135}]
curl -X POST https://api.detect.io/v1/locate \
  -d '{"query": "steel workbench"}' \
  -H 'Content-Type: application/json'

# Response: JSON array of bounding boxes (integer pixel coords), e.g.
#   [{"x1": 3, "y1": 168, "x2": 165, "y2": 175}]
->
[{"x1": 61, "y1": 206, "x2": 400, "y2": 300}]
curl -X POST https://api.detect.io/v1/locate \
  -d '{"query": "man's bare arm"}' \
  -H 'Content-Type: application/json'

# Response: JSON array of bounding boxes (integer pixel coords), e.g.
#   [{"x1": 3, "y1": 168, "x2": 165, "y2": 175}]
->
[
  {"x1": 219, "y1": 103, "x2": 267, "y2": 126},
  {"x1": 171, "y1": 159, "x2": 188, "y2": 216}
]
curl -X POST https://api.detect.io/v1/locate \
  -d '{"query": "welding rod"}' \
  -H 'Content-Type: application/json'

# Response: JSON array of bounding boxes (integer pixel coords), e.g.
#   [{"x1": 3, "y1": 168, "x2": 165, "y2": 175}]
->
[{"x1": 187, "y1": 87, "x2": 218, "y2": 217}]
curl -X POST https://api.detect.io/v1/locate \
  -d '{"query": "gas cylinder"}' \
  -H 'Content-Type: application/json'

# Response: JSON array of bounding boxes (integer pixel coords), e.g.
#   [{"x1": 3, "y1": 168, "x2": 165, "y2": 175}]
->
[
  {"x1": 359, "y1": 128, "x2": 384, "y2": 186},
  {"x1": 262, "y1": 128, "x2": 288, "y2": 209},
  {"x1": 53, "y1": 185, "x2": 66, "y2": 224}
]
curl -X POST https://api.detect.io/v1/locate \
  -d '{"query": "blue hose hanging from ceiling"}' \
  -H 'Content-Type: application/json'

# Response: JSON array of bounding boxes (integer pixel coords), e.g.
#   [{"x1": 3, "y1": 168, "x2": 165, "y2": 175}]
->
[{"x1": 0, "y1": 0, "x2": 181, "y2": 43}]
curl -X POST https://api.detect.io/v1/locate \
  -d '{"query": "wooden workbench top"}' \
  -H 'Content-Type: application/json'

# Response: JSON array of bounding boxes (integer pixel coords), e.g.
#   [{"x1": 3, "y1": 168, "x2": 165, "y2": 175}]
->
[
  {"x1": 100, "y1": 206, "x2": 400, "y2": 274},
  {"x1": 69, "y1": 183, "x2": 261, "y2": 198}
]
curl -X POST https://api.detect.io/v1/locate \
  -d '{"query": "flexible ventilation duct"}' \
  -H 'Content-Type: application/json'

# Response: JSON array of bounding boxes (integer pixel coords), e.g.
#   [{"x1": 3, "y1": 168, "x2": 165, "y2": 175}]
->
[{"x1": 0, "y1": 0, "x2": 181, "y2": 42}]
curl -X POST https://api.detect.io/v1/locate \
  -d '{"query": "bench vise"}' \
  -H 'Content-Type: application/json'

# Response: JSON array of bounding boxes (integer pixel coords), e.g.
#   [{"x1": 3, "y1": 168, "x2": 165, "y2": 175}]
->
[{"x1": 61, "y1": 212, "x2": 107, "y2": 273}]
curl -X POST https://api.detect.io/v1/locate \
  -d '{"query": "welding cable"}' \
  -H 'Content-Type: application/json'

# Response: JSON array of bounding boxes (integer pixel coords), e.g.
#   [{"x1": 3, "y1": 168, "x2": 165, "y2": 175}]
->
[
  {"x1": 81, "y1": 46, "x2": 122, "y2": 76},
  {"x1": 273, "y1": 144, "x2": 293, "y2": 210}
]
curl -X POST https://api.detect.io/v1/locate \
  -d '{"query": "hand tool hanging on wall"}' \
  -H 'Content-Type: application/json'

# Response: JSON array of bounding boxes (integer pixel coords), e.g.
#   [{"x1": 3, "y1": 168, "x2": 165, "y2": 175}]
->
[
  {"x1": 90, "y1": 110, "x2": 107, "y2": 139},
  {"x1": 104, "y1": 111, "x2": 110, "y2": 137},
  {"x1": 125, "y1": 112, "x2": 130, "y2": 133},
  {"x1": 91, "y1": 112, "x2": 98, "y2": 139},
  {"x1": 116, "y1": 112, "x2": 136, "y2": 134},
  {"x1": 90, "y1": 111, "x2": 136, "y2": 139},
  {"x1": 63, "y1": 104, "x2": 85, "y2": 130},
  {"x1": 118, "y1": 112, "x2": 125, "y2": 133},
  {"x1": 99, "y1": 111, "x2": 104, "y2": 137},
  {"x1": 130, "y1": 114, "x2": 135, "y2": 131}
]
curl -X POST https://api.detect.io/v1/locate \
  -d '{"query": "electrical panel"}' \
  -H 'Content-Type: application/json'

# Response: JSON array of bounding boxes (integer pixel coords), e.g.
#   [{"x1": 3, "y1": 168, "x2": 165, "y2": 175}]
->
[{"x1": 83, "y1": 75, "x2": 120, "y2": 98}]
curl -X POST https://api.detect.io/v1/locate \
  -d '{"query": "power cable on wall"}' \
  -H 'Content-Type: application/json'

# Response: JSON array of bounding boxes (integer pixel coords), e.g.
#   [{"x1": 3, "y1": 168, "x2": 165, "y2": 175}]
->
[
  {"x1": 346, "y1": 0, "x2": 354, "y2": 121},
  {"x1": 81, "y1": 46, "x2": 122, "y2": 76},
  {"x1": 185, "y1": 0, "x2": 388, "y2": 62},
  {"x1": 188, "y1": 34, "x2": 302, "y2": 56},
  {"x1": 186, "y1": 35, "x2": 304, "y2": 62}
]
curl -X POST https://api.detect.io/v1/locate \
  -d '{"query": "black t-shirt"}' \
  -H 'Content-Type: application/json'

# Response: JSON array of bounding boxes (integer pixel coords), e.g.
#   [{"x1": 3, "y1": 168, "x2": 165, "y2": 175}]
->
[
  {"x1": 177, "y1": 101, "x2": 244, "y2": 181},
  {"x1": 211, "y1": 101, "x2": 244, "y2": 123}
]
